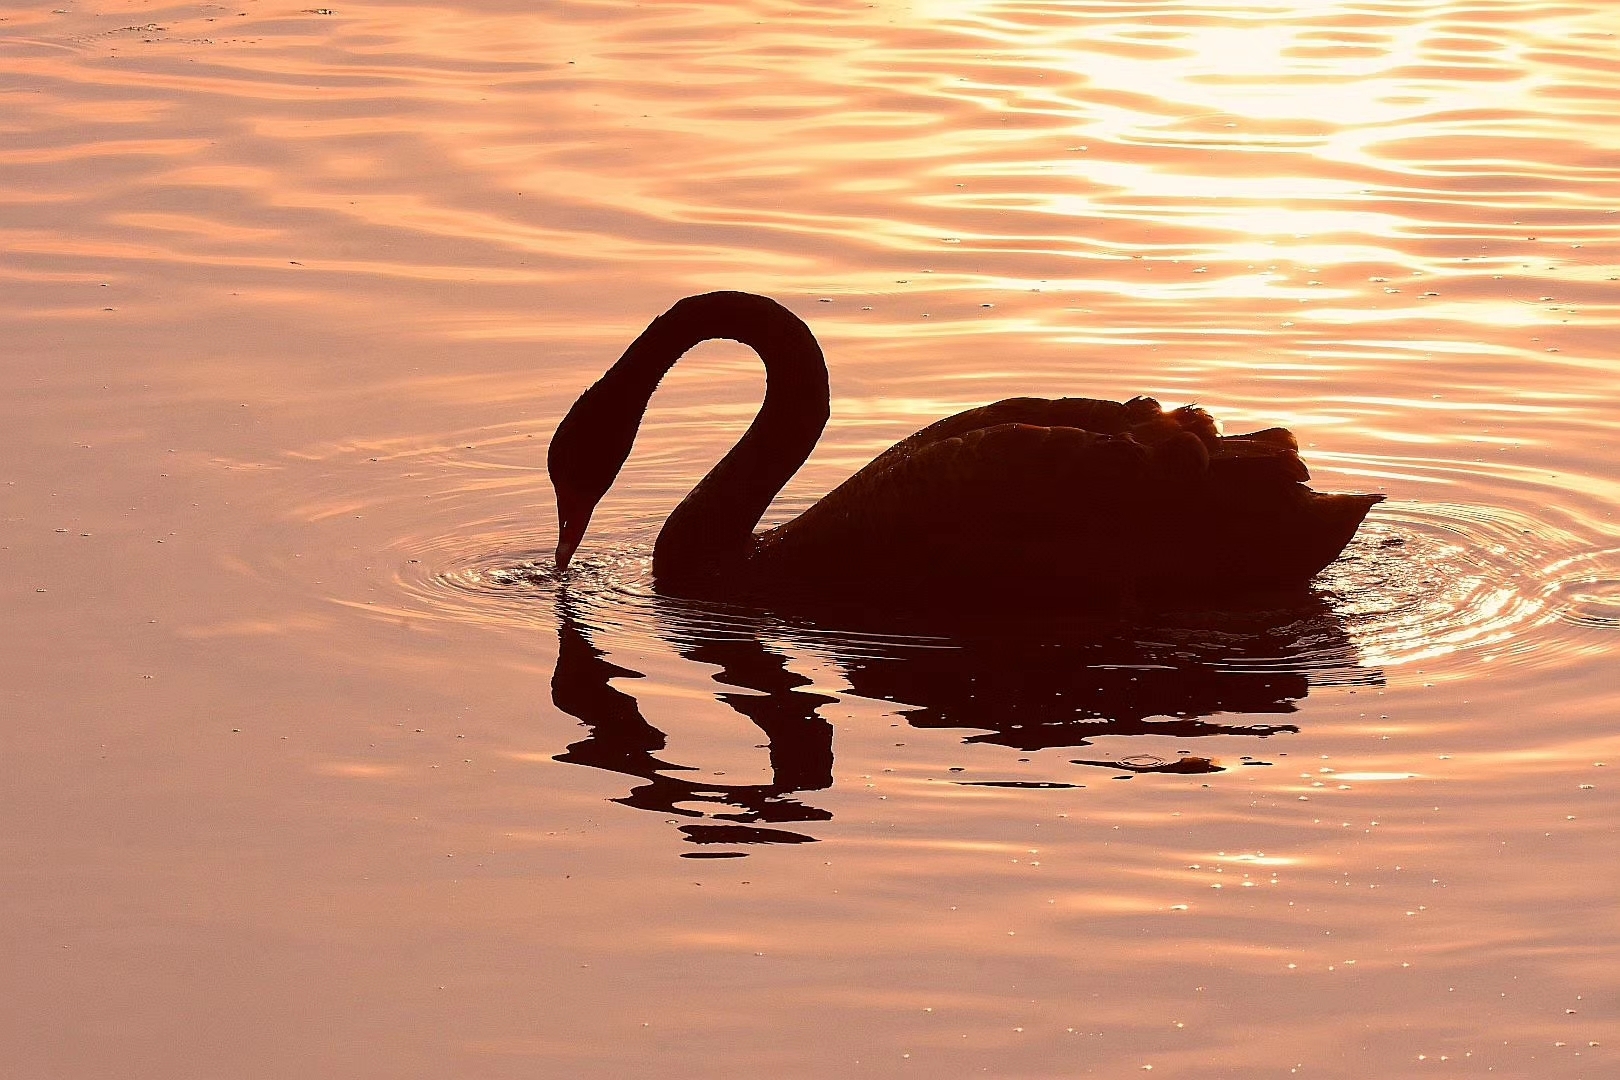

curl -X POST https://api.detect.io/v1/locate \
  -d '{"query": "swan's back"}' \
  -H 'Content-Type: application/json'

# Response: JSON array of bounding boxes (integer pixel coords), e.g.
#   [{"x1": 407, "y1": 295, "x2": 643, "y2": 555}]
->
[{"x1": 748, "y1": 395, "x2": 1379, "y2": 605}]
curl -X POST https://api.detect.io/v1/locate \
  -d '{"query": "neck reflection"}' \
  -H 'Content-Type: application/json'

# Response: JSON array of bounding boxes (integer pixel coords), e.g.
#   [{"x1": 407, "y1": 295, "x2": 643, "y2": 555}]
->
[{"x1": 552, "y1": 595, "x2": 836, "y2": 855}]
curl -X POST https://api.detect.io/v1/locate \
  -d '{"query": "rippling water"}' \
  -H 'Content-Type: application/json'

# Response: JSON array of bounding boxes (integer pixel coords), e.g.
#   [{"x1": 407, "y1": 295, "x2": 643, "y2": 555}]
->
[{"x1": 4, "y1": 1, "x2": 1617, "y2": 1076}]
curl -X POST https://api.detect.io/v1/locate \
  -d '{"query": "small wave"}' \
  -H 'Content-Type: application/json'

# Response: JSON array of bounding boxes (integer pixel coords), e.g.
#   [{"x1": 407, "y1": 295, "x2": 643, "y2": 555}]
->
[
  {"x1": 398, "y1": 531, "x2": 823, "y2": 646},
  {"x1": 1544, "y1": 549, "x2": 1620, "y2": 630},
  {"x1": 391, "y1": 496, "x2": 1617, "y2": 680},
  {"x1": 394, "y1": 529, "x2": 654, "y2": 634},
  {"x1": 1319, "y1": 501, "x2": 1603, "y2": 671}
]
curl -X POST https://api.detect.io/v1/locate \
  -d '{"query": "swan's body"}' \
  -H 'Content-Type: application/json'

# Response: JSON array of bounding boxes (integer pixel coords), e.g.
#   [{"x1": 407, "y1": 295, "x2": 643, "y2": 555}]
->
[{"x1": 548, "y1": 291, "x2": 1382, "y2": 609}]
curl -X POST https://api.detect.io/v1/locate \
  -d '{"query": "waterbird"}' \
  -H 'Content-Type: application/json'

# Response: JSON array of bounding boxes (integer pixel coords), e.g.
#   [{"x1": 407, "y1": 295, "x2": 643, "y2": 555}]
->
[{"x1": 548, "y1": 291, "x2": 1382, "y2": 611}]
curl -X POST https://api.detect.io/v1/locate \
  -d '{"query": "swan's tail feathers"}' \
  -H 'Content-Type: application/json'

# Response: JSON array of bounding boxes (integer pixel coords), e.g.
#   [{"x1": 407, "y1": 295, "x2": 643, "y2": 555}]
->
[
  {"x1": 1227, "y1": 426, "x2": 1299, "y2": 451},
  {"x1": 1212, "y1": 428, "x2": 1310, "y2": 483},
  {"x1": 1310, "y1": 492, "x2": 1385, "y2": 566},
  {"x1": 1324, "y1": 491, "x2": 1385, "y2": 524}
]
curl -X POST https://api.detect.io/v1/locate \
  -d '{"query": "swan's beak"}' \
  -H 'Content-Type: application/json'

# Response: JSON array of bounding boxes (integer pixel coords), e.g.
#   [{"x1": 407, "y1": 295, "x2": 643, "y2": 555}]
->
[
  {"x1": 555, "y1": 503, "x2": 592, "y2": 572},
  {"x1": 555, "y1": 520, "x2": 581, "y2": 571},
  {"x1": 555, "y1": 532, "x2": 578, "y2": 571}
]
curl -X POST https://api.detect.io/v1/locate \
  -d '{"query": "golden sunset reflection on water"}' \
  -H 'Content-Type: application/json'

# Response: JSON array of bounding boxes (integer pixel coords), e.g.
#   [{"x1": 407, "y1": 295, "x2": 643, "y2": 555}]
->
[{"x1": 2, "y1": 0, "x2": 1618, "y2": 1076}]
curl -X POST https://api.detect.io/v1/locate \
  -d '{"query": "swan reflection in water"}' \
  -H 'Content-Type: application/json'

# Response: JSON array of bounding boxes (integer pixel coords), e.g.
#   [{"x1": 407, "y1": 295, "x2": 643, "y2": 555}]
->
[{"x1": 549, "y1": 590, "x2": 1382, "y2": 856}]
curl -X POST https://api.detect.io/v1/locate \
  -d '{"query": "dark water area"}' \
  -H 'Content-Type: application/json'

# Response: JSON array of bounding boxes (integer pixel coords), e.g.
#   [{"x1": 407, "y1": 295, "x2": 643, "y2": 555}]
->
[{"x1": 3, "y1": 1, "x2": 1617, "y2": 1076}]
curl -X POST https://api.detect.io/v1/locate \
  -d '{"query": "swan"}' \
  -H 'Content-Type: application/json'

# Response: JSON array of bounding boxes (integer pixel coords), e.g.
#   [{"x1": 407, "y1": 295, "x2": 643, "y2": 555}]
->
[{"x1": 548, "y1": 291, "x2": 1382, "y2": 609}]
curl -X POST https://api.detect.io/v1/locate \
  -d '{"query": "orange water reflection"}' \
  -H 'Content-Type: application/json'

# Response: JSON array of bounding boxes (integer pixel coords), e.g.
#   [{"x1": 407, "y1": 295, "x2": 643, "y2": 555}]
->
[{"x1": 4, "y1": 0, "x2": 1620, "y2": 1076}]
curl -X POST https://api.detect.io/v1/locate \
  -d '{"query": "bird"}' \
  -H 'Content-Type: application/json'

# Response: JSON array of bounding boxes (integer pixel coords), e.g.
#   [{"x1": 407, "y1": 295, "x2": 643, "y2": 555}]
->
[{"x1": 547, "y1": 291, "x2": 1383, "y2": 612}]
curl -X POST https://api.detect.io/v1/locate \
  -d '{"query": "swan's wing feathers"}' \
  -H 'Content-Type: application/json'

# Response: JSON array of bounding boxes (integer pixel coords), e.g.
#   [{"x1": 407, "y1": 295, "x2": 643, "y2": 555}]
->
[
  {"x1": 762, "y1": 423, "x2": 1153, "y2": 576},
  {"x1": 1042, "y1": 396, "x2": 1154, "y2": 435},
  {"x1": 1211, "y1": 426, "x2": 1310, "y2": 484},
  {"x1": 867, "y1": 395, "x2": 1208, "y2": 472},
  {"x1": 870, "y1": 396, "x2": 1145, "y2": 469},
  {"x1": 754, "y1": 410, "x2": 1358, "y2": 598},
  {"x1": 889, "y1": 423, "x2": 1151, "y2": 516},
  {"x1": 1122, "y1": 403, "x2": 1218, "y2": 446}
]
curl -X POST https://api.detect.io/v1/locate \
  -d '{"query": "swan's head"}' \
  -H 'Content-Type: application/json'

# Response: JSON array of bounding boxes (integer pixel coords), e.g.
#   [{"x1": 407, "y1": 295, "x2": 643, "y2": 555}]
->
[{"x1": 548, "y1": 375, "x2": 646, "y2": 570}]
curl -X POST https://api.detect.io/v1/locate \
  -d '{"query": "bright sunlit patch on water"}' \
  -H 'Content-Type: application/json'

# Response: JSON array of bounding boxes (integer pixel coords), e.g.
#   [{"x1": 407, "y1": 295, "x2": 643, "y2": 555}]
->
[
  {"x1": 1206, "y1": 851, "x2": 1296, "y2": 868},
  {"x1": 313, "y1": 761, "x2": 409, "y2": 779},
  {"x1": 1323, "y1": 502, "x2": 1576, "y2": 671}
]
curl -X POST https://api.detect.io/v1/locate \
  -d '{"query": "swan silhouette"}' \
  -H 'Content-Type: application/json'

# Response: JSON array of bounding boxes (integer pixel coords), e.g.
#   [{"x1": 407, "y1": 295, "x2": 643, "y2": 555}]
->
[{"x1": 548, "y1": 291, "x2": 1382, "y2": 609}]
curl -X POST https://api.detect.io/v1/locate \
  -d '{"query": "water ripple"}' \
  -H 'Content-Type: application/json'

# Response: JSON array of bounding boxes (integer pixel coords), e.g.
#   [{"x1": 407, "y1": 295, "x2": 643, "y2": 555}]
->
[
  {"x1": 388, "y1": 499, "x2": 1585, "y2": 683},
  {"x1": 1321, "y1": 500, "x2": 1611, "y2": 671}
]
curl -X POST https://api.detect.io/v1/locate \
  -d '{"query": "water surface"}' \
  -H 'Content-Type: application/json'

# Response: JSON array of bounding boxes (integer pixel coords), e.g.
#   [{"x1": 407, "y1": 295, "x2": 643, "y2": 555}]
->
[{"x1": 3, "y1": 1, "x2": 1617, "y2": 1076}]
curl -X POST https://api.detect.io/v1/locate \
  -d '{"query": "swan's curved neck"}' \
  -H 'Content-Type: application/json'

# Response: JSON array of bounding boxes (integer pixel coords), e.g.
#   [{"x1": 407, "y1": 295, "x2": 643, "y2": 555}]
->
[{"x1": 600, "y1": 292, "x2": 830, "y2": 583}]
